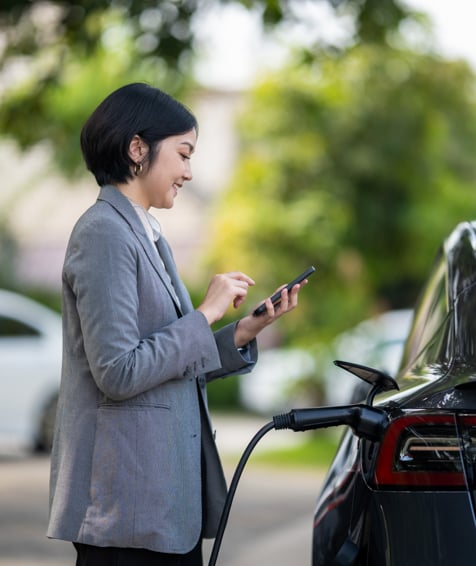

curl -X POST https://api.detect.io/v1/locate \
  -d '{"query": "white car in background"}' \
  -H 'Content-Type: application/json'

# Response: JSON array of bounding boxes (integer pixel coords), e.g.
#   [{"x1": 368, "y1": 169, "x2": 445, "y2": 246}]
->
[
  {"x1": 239, "y1": 347, "x2": 317, "y2": 414},
  {"x1": 0, "y1": 289, "x2": 61, "y2": 452}
]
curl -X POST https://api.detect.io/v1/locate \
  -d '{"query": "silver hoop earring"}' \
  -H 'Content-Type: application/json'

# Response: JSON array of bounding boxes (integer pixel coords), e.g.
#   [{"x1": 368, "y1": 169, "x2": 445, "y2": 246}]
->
[{"x1": 134, "y1": 162, "x2": 143, "y2": 176}]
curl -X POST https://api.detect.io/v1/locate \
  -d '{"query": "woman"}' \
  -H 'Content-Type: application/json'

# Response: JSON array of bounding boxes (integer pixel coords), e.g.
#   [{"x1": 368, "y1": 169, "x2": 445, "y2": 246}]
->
[{"x1": 47, "y1": 83, "x2": 306, "y2": 566}]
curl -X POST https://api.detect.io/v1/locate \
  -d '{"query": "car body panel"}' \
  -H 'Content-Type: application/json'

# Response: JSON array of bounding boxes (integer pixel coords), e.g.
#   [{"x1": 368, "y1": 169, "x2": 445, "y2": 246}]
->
[
  {"x1": 312, "y1": 221, "x2": 476, "y2": 565},
  {"x1": 366, "y1": 491, "x2": 476, "y2": 565}
]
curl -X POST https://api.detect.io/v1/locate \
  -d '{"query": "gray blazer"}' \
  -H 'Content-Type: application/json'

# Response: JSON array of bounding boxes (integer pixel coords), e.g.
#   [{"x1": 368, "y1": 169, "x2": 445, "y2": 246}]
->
[{"x1": 47, "y1": 185, "x2": 257, "y2": 554}]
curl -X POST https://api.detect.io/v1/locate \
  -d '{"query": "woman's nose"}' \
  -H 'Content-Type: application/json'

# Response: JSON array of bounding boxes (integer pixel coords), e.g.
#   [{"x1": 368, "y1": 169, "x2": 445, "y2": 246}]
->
[{"x1": 184, "y1": 162, "x2": 192, "y2": 181}]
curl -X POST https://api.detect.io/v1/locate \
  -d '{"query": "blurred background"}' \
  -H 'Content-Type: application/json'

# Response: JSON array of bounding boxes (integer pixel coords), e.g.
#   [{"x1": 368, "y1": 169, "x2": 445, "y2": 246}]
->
[
  {"x1": 1, "y1": 1, "x2": 476, "y2": 562},
  {"x1": 2, "y1": 0, "x2": 476, "y2": 416}
]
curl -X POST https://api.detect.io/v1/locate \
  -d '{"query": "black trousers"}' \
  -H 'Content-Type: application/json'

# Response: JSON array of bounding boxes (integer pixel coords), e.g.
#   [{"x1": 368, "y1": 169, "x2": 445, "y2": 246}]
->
[{"x1": 73, "y1": 539, "x2": 203, "y2": 566}]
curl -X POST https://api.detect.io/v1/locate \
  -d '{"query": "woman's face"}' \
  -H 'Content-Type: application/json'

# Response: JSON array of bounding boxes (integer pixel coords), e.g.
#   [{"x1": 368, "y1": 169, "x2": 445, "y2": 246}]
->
[{"x1": 140, "y1": 128, "x2": 197, "y2": 210}]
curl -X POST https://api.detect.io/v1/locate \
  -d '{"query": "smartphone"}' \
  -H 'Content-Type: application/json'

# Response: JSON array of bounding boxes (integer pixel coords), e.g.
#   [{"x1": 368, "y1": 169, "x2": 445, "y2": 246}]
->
[{"x1": 252, "y1": 265, "x2": 316, "y2": 316}]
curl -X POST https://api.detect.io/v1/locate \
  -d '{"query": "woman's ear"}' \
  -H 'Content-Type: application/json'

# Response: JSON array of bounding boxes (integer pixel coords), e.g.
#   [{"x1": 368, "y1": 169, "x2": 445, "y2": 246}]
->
[{"x1": 128, "y1": 135, "x2": 148, "y2": 162}]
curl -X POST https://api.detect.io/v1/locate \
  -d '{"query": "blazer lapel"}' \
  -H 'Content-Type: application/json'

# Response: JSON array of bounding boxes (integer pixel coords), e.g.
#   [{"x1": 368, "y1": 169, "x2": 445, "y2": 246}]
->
[
  {"x1": 156, "y1": 236, "x2": 193, "y2": 313},
  {"x1": 97, "y1": 185, "x2": 191, "y2": 316}
]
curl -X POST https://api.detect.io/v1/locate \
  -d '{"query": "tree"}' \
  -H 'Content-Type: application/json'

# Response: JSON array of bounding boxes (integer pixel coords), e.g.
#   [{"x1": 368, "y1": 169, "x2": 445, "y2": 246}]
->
[
  {"x1": 0, "y1": 0, "x2": 200, "y2": 175},
  {"x1": 0, "y1": 0, "x2": 416, "y2": 175},
  {"x1": 203, "y1": 45, "x2": 476, "y2": 346}
]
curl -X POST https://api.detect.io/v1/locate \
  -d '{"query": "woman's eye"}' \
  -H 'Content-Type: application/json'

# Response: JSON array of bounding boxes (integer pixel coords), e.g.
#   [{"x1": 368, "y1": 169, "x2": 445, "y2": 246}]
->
[{"x1": 180, "y1": 154, "x2": 191, "y2": 160}]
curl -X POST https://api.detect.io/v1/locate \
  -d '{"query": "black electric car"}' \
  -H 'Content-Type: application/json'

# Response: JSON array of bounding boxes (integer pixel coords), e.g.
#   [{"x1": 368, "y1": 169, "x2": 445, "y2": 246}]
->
[{"x1": 312, "y1": 221, "x2": 476, "y2": 565}]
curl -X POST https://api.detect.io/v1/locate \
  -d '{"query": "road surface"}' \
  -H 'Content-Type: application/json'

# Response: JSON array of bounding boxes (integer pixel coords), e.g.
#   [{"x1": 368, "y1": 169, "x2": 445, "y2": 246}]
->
[{"x1": 0, "y1": 415, "x2": 325, "y2": 565}]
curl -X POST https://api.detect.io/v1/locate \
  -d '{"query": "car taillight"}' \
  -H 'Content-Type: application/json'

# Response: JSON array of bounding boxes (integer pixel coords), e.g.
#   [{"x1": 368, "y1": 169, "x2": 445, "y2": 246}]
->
[{"x1": 374, "y1": 413, "x2": 476, "y2": 489}]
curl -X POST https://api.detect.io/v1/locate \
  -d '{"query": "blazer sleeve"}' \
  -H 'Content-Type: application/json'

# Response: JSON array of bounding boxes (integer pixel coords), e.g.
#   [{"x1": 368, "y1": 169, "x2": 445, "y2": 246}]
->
[{"x1": 207, "y1": 322, "x2": 258, "y2": 383}]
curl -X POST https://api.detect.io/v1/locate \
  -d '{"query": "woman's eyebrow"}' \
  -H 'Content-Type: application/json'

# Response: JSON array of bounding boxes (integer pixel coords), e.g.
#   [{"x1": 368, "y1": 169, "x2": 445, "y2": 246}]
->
[{"x1": 179, "y1": 141, "x2": 195, "y2": 153}]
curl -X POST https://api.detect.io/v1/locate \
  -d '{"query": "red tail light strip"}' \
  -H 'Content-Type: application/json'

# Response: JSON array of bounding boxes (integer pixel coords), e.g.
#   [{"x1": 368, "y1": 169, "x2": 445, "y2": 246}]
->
[{"x1": 374, "y1": 413, "x2": 476, "y2": 489}]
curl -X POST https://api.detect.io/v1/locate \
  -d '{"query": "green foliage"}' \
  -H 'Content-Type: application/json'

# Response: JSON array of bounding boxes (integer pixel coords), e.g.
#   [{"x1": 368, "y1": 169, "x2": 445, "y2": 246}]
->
[
  {"x1": 0, "y1": 3, "x2": 196, "y2": 176},
  {"x1": 0, "y1": 0, "x2": 416, "y2": 175},
  {"x1": 229, "y1": 0, "x2": 414, "y2": 43},
  {"x1": 0, "y1": 1, "x2": 198, "y2": 67},
  {"x1": 206, "y1": 376, "x2": 241, "y2": 411},
  {"x1": 204, "y1": 45, "x2": 476, "y2": 345},
  {"x1": 354, "y1": 0, "x2": 410, "y2": 43}
]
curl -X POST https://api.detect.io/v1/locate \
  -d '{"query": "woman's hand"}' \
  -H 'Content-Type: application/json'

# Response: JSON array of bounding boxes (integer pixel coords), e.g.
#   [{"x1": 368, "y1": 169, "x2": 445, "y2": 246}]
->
[
  {"x1": 197, "y1": 272, "x2": 255, "y2": 325},
  {"x1": 233, "y1": 280, "x2": 308, "y2": 348}
]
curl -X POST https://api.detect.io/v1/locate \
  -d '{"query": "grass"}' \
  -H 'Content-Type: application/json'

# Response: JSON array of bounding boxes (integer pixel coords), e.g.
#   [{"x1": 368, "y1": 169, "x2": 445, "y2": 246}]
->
[{"x1": 249, "y1": 430, "x2": 341, "y2": 470}]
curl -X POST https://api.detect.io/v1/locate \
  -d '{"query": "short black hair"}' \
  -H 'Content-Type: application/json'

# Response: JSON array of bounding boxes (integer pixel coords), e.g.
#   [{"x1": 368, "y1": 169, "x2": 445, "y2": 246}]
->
[{"x1": 80, "y1": 83, "x2": 198, "y2": 186}]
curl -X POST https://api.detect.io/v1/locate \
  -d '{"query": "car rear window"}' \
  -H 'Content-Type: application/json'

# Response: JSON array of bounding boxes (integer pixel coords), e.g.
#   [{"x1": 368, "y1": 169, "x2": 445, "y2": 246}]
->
[{"x1": 399, "y1": 254, "x2": 450, "y2": 372}]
